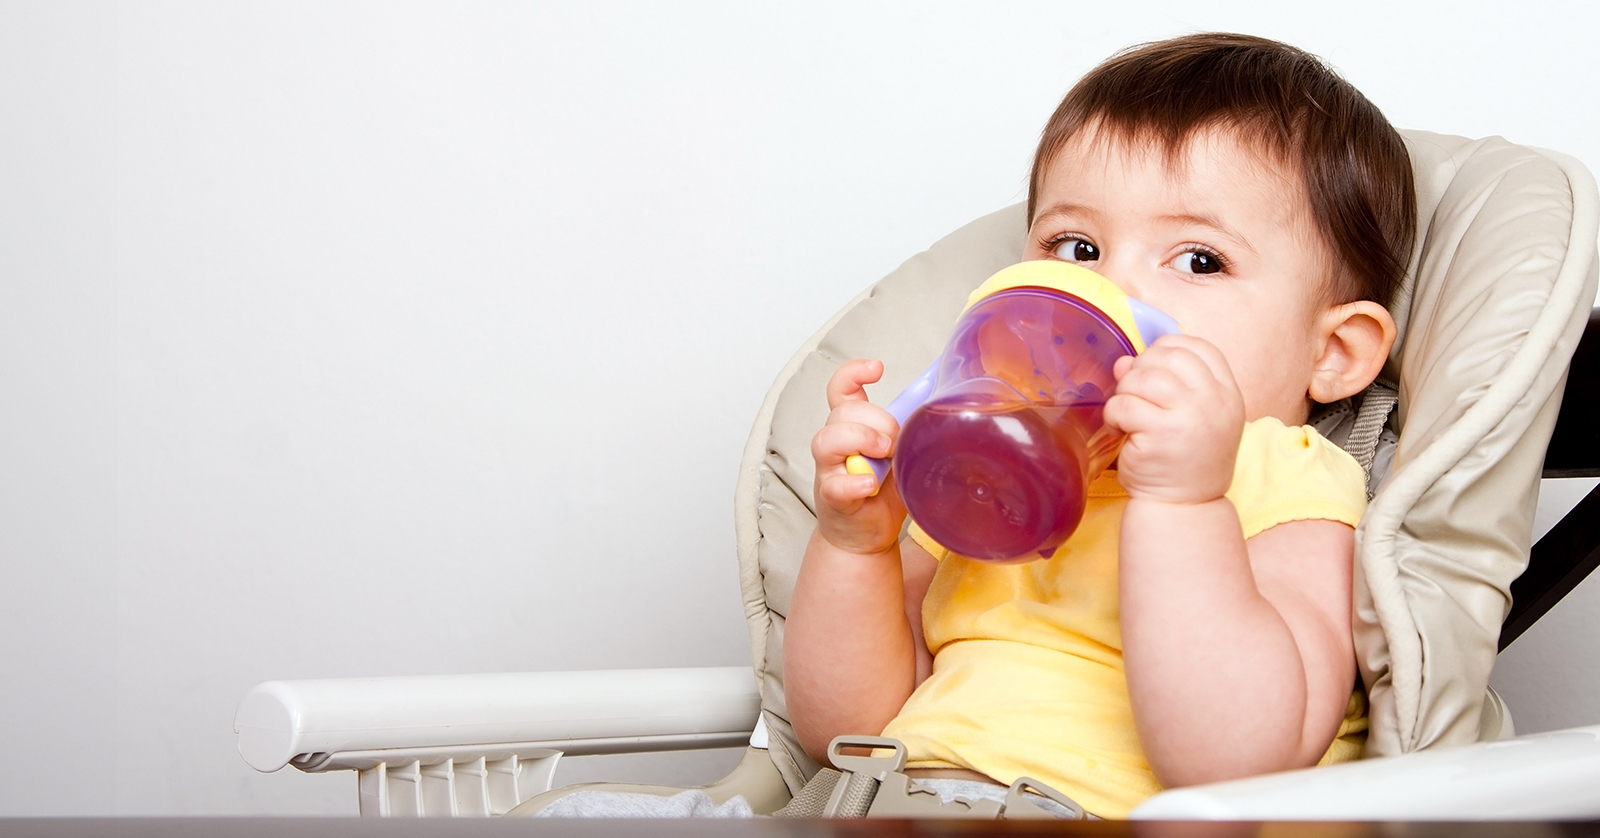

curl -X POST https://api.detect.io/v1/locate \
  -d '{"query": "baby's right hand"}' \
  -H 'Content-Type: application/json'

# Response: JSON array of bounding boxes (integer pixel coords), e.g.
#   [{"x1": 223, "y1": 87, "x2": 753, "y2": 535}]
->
[{"x1": 811, "y1": 359, "x2": 907, "y2": 556}]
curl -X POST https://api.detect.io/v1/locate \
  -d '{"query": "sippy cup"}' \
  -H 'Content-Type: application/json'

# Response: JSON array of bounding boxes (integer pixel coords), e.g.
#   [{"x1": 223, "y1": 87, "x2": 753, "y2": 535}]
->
[{"x1": 845, "y1": 261, "x2": 1180, "y2": 562}]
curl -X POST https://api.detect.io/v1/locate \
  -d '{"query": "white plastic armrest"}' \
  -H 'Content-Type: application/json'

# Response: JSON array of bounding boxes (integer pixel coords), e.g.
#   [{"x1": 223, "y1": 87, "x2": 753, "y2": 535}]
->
[
  {"x1": 235, "y1": 666, "x2": 760, "y2": 774},
  {"x1": 1132, "y1": 724, "x2": 1600, "y2": 820}
]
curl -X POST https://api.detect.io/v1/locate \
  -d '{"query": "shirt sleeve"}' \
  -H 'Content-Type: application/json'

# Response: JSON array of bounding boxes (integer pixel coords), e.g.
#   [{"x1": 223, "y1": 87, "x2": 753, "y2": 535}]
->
[
  {"x1": 906, "y1": 520, "x2": 951, "y2": 561},
  {"x1": 1226, "y1": 417, "x2": 1368, "y2": 539}
]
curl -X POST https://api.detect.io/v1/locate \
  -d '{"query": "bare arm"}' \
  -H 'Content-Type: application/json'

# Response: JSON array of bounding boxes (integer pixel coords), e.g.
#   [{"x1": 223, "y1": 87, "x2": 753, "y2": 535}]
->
[
  {"x1": 787, "y1": 534, "x2": 937, "y2": 762},
  {"x1": 1121, "y1": 507, "x2": 1355, "y2": 786},
  {"x1": 1106, "y1": 335, "x2": 1356, "y2": 787},
  {"x1": 784, "y1": 359, "x2": 938, "y2": 763},
  {"x1": 904, "y1": 539, "x2": 937, "y2": 687}
]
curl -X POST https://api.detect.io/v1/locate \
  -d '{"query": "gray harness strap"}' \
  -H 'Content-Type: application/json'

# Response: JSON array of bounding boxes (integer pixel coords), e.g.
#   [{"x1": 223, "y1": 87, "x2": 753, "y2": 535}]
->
[
  {"x1": 1344, "y1": 381, "x2": 1400, "y2": 500},
  {"x1": 773, "y1": 736, "x2": 1087, "y2": 820}
]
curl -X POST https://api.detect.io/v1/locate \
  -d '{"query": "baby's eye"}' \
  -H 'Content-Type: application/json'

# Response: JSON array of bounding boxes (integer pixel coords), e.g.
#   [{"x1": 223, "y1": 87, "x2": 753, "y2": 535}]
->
[
  {"x1": 1053, "y1": 237, "x2": 1100, "y2": 263},
  {"x1": 1173, "y1": 249, "x2": 1224, "y2": 275}
]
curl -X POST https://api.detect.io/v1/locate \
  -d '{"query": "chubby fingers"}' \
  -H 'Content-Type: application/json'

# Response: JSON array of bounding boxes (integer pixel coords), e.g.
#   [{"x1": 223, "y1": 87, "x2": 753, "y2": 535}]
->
[
  {"x1": 813, "y1": 418, "x2": 892, "y2": 467},
  {"x1": 1156, "y1": 335, "x2": 1238, "y2": 394},
  {"x1": 812, "y1": 420, "x2": 891, "y2": 504},
  {"x1": 1116, "y1": 337, "x2": 1237, "y2": 405},
  {"x1": 1105, "y1": 336, "x2": 1239, "y2": 431},
  {"x1": 826, "y1": 358, "x2": 885, "y2": 411},
  {"x1": 814, "y1": 395, "x2": 899, "y2": 482}
]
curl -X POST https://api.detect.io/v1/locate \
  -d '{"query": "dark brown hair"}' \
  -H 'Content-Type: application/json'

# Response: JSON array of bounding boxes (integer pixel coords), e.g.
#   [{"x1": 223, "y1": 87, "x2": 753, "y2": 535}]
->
[{"x1": 1028, "y1": 33, "x2": 1416, "y2": 307}]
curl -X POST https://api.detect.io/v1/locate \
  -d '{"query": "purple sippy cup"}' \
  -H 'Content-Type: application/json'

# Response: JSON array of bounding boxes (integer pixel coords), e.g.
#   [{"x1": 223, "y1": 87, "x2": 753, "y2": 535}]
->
[{"x1": 847, "y1": 261, "x2": 1180, "y2": 562}]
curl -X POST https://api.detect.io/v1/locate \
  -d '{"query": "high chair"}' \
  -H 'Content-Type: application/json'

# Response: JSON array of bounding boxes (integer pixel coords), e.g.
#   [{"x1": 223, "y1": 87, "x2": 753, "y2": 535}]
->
[{"x1": 235, "y1": 130, "x2": 1600, "y2": 820}]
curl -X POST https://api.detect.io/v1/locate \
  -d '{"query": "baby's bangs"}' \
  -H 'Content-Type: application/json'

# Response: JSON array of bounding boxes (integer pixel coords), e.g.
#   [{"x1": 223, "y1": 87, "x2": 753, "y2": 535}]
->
[
  {"x1": 1029, "y1": 35, "x2": 1332, "y2": 220},
  {"x1": 1028, "y1": 33, "x2": 1415, "y2": 308}
]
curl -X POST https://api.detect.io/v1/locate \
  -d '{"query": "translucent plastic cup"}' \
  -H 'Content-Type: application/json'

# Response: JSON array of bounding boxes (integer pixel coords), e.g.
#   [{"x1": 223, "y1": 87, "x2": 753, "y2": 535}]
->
[{"x1": 893, "y1": 287, "x2": 1134, "y2": 562}]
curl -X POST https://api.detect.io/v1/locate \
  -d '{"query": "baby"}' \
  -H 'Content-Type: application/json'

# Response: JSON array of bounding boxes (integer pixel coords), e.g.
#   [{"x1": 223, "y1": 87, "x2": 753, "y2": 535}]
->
[{"x1": 787, "y1": 32, "x2": 1416, "y2": 818}]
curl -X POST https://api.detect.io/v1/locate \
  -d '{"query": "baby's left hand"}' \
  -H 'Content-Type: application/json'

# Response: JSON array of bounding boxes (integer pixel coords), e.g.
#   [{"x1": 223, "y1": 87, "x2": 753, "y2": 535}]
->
[{"x1": 1103, "y1": 334, "x2": 1245, "y2": 505}]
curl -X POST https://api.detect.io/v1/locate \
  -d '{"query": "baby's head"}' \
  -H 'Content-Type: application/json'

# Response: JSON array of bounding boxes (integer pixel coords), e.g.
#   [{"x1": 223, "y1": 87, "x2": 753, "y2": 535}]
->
[{"x1": 1023, "y1": 33, "x2": 1415, "y2": 425}]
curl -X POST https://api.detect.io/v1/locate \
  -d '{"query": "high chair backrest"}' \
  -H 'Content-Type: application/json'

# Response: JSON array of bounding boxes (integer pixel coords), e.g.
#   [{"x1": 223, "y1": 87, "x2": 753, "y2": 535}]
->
[{"x1": 733, "y1": 130, "x2": 1598, "y2": 793}]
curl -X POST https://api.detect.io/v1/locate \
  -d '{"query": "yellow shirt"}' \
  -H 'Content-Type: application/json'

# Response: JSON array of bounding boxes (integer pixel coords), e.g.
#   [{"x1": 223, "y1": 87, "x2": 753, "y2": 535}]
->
[{"x1": 880, "y1": 417, "x2": 1369, "y2": 818}]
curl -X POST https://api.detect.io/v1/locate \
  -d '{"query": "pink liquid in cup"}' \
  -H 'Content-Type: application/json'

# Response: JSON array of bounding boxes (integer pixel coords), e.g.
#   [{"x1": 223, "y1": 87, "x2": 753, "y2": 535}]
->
[{"x1": 893, "y1": 287, "x2": 1133, "y2": 562}]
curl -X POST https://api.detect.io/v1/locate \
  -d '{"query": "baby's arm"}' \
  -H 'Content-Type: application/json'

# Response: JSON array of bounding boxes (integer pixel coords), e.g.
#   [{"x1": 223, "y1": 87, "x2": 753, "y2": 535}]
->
[
  {"x1": 785, "y1": 359, "x2": 937, "y2": 763},
  {"x1": 1106, "y1": 336, "x2": 1356, "y2": 788}
]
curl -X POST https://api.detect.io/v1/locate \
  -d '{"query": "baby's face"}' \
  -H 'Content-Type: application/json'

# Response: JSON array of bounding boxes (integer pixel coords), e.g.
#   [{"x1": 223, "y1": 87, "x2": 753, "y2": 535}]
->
[{"x1": 1024, "y1": 126, "x2": 1335, "y2": 426}]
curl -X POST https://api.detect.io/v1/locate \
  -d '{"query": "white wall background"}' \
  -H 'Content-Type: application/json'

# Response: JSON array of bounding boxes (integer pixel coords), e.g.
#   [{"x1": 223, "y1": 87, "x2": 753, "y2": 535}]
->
[{"x1": 1, "y1": 0, "x2": 1598, "y2": 816}]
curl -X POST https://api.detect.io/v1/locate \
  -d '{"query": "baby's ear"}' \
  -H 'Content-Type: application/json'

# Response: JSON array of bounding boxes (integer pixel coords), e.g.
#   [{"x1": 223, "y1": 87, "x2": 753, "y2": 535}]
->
[{"x1": 1308, "y1": 301, "x2": 1398, "y2": 404}]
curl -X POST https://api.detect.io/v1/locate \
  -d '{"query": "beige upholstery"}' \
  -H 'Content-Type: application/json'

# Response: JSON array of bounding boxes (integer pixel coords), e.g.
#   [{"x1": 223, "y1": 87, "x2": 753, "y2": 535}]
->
[
  {"x1": 1357, "y1": 133, "x2": 1598, "y2": 754},
  {"x1": 733, "y1": 129, "x2": 1598, "y2": 792}
]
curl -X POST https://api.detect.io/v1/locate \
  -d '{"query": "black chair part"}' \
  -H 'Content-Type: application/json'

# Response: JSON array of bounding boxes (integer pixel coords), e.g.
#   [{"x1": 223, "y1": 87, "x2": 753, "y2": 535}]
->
[
  {"x1": 1502, "y1": 481, "x2": 1600, "y2": 649},
  {"x1": 1501, "y1": 307, "x2": 1600, "y2": 650},
  {"x1": 1542, "y1": 307, "x2": 1600, "y2": 478}
]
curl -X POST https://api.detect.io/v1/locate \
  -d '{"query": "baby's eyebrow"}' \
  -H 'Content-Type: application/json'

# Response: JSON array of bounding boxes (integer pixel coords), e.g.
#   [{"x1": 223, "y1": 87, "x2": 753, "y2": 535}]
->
[
  {"x1": 1157, "y1": 212, "x2": 1258, "y2": 256},
  {"x1": 1032, "y1": 202, "x2": 1100, "y2": 225}
]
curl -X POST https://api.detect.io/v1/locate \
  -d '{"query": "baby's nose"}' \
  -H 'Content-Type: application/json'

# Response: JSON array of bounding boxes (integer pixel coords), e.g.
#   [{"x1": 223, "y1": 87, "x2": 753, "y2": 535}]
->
[{"x1": 1093, "y1": 262, "x2": 1145, "y2": 301}]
